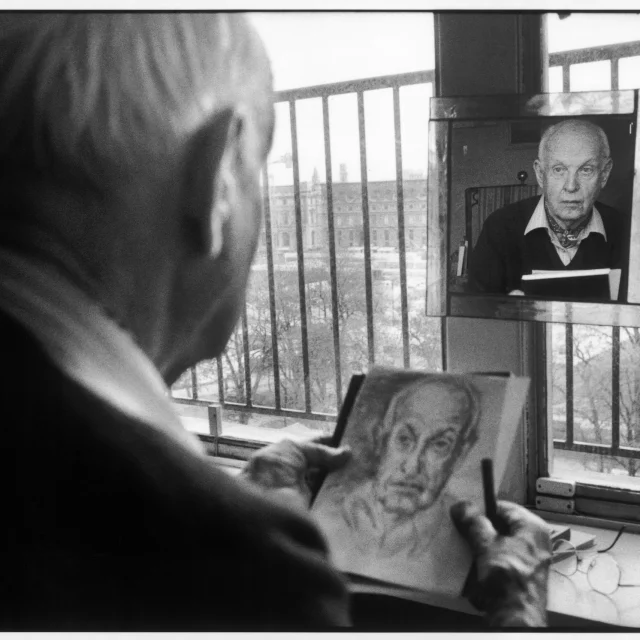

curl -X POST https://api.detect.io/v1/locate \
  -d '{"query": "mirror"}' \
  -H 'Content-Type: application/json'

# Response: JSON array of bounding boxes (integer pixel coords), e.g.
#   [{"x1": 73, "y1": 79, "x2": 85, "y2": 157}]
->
[{"x1": 426, "y1": 90, "x2": 640, "y2": 326}]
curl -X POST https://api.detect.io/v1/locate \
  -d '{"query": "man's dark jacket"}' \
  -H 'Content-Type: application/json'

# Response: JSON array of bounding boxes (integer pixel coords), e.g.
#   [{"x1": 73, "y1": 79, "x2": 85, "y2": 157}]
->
[
  {"x1": 468, "y1": 196, "x2": 627, "y2": 296},
  {"x1": 0, "y1": 309, "x2": 349, "y2": 631}
]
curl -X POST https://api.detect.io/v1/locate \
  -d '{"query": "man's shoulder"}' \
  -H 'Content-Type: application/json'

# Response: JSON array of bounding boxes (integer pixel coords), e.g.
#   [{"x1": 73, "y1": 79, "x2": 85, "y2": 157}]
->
[
  {"x1": 481, "y1": 196, "x2": 540, "y2": 233},
  {"x1": 596, "y1": 200, "x2": 627, "y2": 227}
]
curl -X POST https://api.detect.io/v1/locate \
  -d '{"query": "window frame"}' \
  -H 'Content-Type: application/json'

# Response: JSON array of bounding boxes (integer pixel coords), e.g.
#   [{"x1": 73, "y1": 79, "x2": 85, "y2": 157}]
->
[{"x1": 534, "y1": 23, "x2": 640, "y2": 519}]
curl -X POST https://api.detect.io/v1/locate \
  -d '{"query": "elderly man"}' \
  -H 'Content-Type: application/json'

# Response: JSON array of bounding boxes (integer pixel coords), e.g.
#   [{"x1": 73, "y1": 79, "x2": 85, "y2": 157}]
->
[
  {"x1": 0, "y1": 13, "x2": 550, "y2": 630},
  {"x1": 341, "y1": 376, "x2": 480, "y2": 558},
  {"x1": 468, "y1": 119, "x2": 627, "y2": 298}
]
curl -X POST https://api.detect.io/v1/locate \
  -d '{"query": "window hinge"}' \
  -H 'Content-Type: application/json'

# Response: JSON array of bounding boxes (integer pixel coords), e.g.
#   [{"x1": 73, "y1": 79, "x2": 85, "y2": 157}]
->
[
  {"x1": 536, "y1": 477, "x2": 575, "y2": 498},
  {"x1": 535, "y1": 495, "x2": 575, "y2": 514}
]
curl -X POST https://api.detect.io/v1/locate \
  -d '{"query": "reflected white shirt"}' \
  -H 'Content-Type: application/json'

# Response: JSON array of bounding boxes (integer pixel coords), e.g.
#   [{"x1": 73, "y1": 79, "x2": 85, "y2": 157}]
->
[{"x1": 524, "y1": 197, "x2": 607, "y2": 266}]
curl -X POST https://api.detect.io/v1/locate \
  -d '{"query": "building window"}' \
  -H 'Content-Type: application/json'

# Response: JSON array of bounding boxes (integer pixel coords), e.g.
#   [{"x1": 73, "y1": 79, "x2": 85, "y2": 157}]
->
[
  {"x1": 349, "y1": 230, "x2": 355, "y2": 246},
  {"x1": 384, "y1": 230, "x2": 390, "y2": 245},
  {"x1": 281, "y1": 232, "x2": 290, "y2": 248},
  {"x1": 372, "y1": 229, "x2": 378, "y2": 245}
]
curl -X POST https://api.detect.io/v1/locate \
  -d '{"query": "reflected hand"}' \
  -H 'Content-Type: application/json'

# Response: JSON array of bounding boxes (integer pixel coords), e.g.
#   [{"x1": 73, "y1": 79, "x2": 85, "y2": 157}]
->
[
  {"x1": 508, "y1": 289, "x2": 525, "y2": 296},
  {"x1": 451, "y1": 500, "x2": 552, "y2": 627},
  {"x1": 241, "y1": 436, "x2": 351, "y2": 509}
]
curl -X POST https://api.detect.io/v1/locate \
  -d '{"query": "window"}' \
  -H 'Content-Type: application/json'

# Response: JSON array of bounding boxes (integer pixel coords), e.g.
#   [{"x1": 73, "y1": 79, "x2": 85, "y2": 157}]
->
[
  {"x1": 172, "y1": 12, "x2": 441, "y2": 455},
  {"x1": 542, "y1": 13, "x2": 640, "y2": 511},
  {"x1": 384, "y1": 229, "x2": 390, "y2": 245}
]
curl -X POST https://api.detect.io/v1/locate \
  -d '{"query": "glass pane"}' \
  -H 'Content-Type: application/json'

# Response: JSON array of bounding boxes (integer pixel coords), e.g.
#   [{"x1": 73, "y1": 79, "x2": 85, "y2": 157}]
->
[
  {"x1": 619, "y1": 55, "x2": 640, "y2": 89},
  {"x1": 547, "y1": 65, "x2": 563, "y2": 92},
  {"x1": 570, "y1": 61, "x2": 611, "y2": 92},
  {"x1": 549, "y1": 324, "x2": 640, "y2": 488}
]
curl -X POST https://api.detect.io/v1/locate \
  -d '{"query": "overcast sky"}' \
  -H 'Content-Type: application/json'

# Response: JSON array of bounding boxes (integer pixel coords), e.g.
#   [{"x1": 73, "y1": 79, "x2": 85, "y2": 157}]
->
[{"x1": 250, "y1": 12, "x2": 640, "y2": 184}]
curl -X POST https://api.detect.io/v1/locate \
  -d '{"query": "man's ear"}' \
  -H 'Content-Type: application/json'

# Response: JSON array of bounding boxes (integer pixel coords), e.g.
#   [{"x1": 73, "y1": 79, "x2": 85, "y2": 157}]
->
[
  {"x1": 179, "y1": 108, "x2": 243, "y2": 258},
  {"x1": 533, "y1": 158, "x2": 545, "y2": 190},
  {"x1": 600, "y1": 157, "x2": 613, "y2": 189}
]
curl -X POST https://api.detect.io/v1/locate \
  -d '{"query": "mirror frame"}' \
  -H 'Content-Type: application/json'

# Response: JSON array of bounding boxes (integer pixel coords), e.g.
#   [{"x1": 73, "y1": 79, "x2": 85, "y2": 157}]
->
[{"x1": 425, "y1": 90, "x2": 640, "y2": 327}]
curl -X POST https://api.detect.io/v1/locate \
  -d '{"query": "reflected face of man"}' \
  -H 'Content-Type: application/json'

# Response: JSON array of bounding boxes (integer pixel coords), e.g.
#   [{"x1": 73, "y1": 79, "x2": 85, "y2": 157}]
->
[
  {"x1": 375, "y1": 383, "x2": 471, "y2": 517},
  {"x1": 534, "y1": 125, "x2": 612, "y2": 228}
]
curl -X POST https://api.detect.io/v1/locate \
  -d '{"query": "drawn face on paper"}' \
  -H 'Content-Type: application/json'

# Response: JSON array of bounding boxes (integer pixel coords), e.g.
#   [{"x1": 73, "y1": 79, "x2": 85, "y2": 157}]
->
[{"x1": 375, "y1": 383, "x2": 472, "y2": 516}]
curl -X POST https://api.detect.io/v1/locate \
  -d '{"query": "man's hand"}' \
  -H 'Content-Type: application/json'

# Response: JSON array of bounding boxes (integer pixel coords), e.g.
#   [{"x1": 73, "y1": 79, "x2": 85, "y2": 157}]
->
[
  {"x1": 451, "y1": 500, "x2": 552, "y2": 627},
  {"x1": 241, "y1": 437, "x2": 351, "y2": 509}
]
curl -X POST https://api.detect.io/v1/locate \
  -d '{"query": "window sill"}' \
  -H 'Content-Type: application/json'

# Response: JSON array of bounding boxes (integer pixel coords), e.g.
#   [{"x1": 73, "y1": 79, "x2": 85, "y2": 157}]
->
[{"x1": 536, "y1": 508, "x2": 640, "y2": 627}]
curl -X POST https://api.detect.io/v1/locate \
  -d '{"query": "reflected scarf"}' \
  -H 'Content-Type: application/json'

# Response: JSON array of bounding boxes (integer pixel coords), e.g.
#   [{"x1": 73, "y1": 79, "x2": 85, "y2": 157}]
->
[{"x1": 545, "y1": 203, "x2": 593, "y2": 249}]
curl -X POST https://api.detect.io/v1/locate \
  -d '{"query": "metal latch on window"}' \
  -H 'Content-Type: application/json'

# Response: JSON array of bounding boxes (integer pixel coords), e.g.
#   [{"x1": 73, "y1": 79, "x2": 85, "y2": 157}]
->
[{"x1": 535, "y1": 478, "x2": 576, "y2": 514}]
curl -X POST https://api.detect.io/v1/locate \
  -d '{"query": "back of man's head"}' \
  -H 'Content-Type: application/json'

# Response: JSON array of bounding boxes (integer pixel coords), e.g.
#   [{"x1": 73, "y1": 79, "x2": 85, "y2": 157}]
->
[{"x1": 0, "y1": 14, "x2": 272, "y2": 195}]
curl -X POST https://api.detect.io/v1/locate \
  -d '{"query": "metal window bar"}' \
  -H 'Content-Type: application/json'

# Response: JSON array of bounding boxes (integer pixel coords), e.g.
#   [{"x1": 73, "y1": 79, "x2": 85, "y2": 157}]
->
[
  {"x1": 393, "y1": 86, "x2": 411, "y2": 369},
  {"x1": 612, "y1": 325, "x2": 621, "y2": 452},
  {"x1": 357, "y1": 90, "x2": 375, "y2": 365},
  {"x1": 190, "y1": 366, "x2": 198, "y2": 400},
  {"x1": 261, "y1": 166, "x2": 282, "y2": 411},
  {"x1": 241, "y1": 303, "x2": 252, "y2": 408},
  {"x1": 565, "y1": 324, "x2": 574, "y2": 449},
  {"x1": 289, "y1": 99, "x2": 312, "y2": 413},
  {"x1": 322, "y1": 96, "x2": 343, "y2": 407}
]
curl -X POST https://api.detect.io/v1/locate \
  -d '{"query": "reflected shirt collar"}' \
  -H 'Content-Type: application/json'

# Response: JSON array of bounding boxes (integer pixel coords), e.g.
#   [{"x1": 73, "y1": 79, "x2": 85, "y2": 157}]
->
[
  {"x1": 524, "y1": 196, "x2": 607, "y2": 241},
  {"x1": 0, "y1": 248, "x2": 203, "y2": 455}
]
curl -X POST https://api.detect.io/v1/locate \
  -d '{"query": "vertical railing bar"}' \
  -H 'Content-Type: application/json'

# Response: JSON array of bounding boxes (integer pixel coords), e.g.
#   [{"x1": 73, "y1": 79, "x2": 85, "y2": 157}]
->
[
  {"x1": 393, "y1": 86, "x2": 411, "y2": 369},
  {"x1": 289, "y1": 99, "x2": 312, "y2": 413},
  {"x1": 563, "y1": 64, "x2": 571, "y2": 92},
  {"x1": 190, "y1": 366, "x2": 198, "y2": 400},
  {"x1": 357, "y1": 90, "x2": 375, "y2": 365},
  {"x1": 612, "y1": 325, "x2": 621, "y2": 452},
  {"x1": 611, "y1": 57, "x2": 619, "y2": 91},
  {"x1": 241, "y1": 302, "x2": 252, "y2": 408},
  {"x1": 565, "y1": 324, "x2": 574, "y2": 448},
  {"x1": 322, "y1": 95, "x2": 343, "y2": 408},
  {"x1": 216, "y1": 357, "x2": 225, "y2": 405},
  {"x1": 261, "y1": 168, "x2": 282, "y2": 411}
]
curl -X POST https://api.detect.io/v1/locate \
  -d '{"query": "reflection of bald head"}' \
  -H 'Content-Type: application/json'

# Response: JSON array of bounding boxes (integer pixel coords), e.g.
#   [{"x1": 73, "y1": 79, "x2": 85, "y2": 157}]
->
[{"x1": 538, "y1": 119, "x2": 610, "y2": 165}]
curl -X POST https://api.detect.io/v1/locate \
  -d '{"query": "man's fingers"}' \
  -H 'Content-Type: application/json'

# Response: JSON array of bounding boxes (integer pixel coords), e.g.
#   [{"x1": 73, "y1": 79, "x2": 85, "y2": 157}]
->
[
  {"x1": 298, "y1": 441, "x2": 352, "y2": 470},
  {"x1": 495, "y1": 501, "x2": 552, "y2": 551},
  {"x1": 495, "y1": 501, "x2": 547, "y2": 535},
  {"x1": 450, "y1": 500, "x2": 496, "y2": 556}
]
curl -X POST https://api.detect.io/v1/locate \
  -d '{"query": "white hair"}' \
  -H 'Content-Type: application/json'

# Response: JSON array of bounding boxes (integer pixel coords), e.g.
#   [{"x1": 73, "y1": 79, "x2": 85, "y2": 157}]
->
[
  {"x1": 0, "y1": 13, "x2": 272, "y2": 192},
  {"x1": 538, "y1": 119, "x2": 611, "y2": 164}
]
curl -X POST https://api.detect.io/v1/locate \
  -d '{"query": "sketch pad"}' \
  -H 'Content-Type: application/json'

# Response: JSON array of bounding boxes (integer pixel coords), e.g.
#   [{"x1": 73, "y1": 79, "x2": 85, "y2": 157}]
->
[{"x1": 312, "y1": 367, "x2": 529, "y2": 599}]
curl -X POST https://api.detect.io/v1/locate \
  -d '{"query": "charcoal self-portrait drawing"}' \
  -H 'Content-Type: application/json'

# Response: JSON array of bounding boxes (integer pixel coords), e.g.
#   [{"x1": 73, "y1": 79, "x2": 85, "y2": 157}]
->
[{"x1": 337, "y1": 375, "x2": 480, "y2": 559}]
